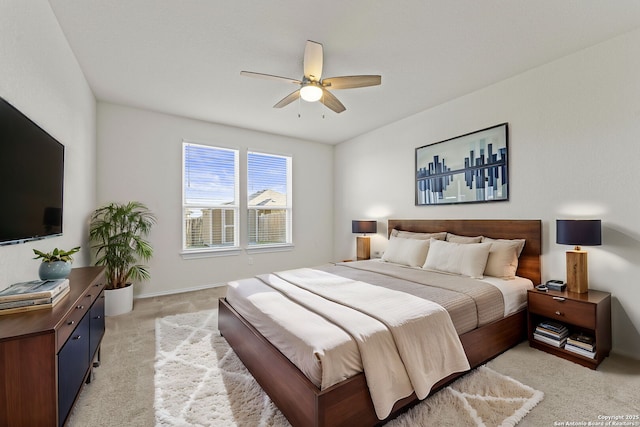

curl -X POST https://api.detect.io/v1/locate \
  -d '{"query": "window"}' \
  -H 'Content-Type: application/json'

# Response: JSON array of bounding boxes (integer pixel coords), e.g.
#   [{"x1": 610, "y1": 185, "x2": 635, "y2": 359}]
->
[
  {"x1": 247, "y1": 151, "x2": 292, "y2": 247},
  {"x1": 182, "y1": 143, "x2": 239, "y2": 251}
]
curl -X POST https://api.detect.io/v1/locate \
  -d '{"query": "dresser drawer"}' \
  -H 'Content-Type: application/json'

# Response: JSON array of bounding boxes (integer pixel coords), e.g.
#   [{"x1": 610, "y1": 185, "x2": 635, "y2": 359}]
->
[
  {"x1": 57, "y1": 300, "x2": 91, "y2": 351},
  {"x1": 58, "y1": 312, "x2": 91, "y2": 427},
  {"x1": 57, "y1": 281, "x2": 105, "y2": 351},
  {"x1": 528, "y1": 292, "x2": 595, "y2": 329},
  {"x1": 79, "y1": 283, "x2": 102, "y2": 309}
]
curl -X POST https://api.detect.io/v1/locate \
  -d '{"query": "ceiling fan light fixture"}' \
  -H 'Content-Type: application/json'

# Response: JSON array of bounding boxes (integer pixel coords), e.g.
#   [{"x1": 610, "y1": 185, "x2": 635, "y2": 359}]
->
[{"x1": 300, "y1": 84, "x2": 323, "y2": 102}]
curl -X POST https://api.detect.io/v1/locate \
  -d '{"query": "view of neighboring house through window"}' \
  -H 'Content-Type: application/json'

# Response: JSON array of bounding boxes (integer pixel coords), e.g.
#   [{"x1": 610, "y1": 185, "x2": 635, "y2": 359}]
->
[
  {"x1": 182, "y1": 142, "x2": 239, "y2": 251},
  {"x1": 247, "y1": 151, "x2": 292, "y2": 247}
]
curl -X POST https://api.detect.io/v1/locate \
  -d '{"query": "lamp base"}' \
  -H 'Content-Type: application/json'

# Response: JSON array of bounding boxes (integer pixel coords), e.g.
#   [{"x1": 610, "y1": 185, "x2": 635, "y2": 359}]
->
[
  {"x1": 566, "y1": 250, "x2": 588, "y2": 293},
  {"x1": 356, "y1": 236, "x2": 371, "y2": 261}
]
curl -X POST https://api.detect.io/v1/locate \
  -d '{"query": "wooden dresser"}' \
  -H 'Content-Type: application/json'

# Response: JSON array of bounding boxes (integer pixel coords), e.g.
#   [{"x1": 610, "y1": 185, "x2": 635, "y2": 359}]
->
[{"x1": 0, "y1": 266, "x2": 106, "y2": 426}]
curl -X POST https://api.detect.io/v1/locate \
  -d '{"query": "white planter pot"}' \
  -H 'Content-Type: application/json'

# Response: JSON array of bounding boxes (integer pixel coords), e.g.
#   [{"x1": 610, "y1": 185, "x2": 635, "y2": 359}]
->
[{"x1": 104, "y1": 284, "x2": 134, "y2": 316}]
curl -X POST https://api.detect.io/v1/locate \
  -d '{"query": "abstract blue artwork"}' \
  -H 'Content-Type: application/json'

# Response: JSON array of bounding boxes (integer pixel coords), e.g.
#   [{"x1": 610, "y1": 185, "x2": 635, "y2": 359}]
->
[{"x1": 415, "y1": 123, "x2": 508, "y2": 205}]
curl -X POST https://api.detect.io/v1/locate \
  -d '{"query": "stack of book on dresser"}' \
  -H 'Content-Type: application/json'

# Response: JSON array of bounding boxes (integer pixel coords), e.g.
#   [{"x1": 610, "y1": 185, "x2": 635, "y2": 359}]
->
[
  {"x1": 0, "y1": 279, "x2": 70, "y2": 315},
  {"x1": 533, "y1": 320, "x2": 569, "y2": 347},
  {"x1": 565, "y1": 332, "x2": 596, "y2": 359}
]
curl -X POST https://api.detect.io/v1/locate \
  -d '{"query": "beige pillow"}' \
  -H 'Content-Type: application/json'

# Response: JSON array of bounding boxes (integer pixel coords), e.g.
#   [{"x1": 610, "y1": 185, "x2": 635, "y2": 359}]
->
[
  {"x1": 382, "y1": 236, "x2": 431, "y2": 267},
  {"x1": 481, "y1": 237, "x2": 526, "y2": 256},
  {"x1": 446, "y1": 233, "x2": 483, "y2": 244},
  {"x1": 390, "y1": 229, "x2": 447, "y2": 241},
  {"x1": 422, "y1": 239, "x2": 492, "y2": 278},
  {"x1": 482, "y1": 238, "x2": 526, "y2": 279}
]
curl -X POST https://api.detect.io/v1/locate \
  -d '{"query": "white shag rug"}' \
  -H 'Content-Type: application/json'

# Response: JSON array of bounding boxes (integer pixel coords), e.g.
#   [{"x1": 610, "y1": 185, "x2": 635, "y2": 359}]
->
[{"x1": 154, "y1": 310, "x2": 543, "y2": 427}]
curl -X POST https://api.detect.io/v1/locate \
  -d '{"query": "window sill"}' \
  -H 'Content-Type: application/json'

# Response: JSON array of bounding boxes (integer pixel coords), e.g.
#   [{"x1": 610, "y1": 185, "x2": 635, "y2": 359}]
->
[
  {"x1": 246, "y1": 244, "x2": 294, "y2": 254},
  {"x1": 180, "y1": 244, "x2": 294, "y2": 259},
  {"x1": 180, "y1": 247, "x2": 242, "y2": 259}
]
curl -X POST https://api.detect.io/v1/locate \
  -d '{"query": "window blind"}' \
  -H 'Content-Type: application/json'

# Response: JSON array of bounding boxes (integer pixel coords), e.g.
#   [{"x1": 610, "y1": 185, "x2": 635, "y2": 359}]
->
[
  {"x1": 247, "y1": 151, "x2": 292, "y2": 246},
  {"x1": 183, "y1": 143, "x2": 239, "y2": 250}
]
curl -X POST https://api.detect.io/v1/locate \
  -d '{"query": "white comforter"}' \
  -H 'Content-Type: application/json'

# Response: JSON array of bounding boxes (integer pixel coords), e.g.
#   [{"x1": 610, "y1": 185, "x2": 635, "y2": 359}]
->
[{"x1": 257, "y1": 268, "x2": 470, "y2": 419}]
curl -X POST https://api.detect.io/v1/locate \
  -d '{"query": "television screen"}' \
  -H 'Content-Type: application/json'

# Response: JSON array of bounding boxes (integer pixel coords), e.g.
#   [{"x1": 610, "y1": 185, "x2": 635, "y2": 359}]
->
[{"x1": 0, "y1": 97, "x2": 64, "y2": 246}]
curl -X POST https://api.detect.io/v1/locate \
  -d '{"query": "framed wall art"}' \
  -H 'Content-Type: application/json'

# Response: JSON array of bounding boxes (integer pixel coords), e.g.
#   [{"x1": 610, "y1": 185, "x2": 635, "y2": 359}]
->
[{"x1": 415, "y1": 123, "x2": 509, "y2": 205}]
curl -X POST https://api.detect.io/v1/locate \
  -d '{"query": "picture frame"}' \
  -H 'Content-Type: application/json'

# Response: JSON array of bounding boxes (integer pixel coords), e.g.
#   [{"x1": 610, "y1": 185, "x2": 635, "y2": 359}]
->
[{"x1": 415, "y1": 123, "x2": 508, "y2": 205}]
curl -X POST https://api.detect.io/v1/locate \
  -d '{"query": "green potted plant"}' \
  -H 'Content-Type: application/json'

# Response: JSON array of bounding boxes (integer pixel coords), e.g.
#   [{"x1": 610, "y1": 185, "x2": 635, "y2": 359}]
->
[
  {"x1": 33, "y1": 246, "x2": 81, "y2": 280},
  {"x1": 89, "y1": 201, "x2": 156, "y2": 316}
]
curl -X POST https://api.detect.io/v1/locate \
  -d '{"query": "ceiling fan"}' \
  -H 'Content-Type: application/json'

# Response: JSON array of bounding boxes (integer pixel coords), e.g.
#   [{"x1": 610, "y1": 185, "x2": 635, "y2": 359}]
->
[{"x1": 240, "y1": 40, "x2": 381, "y2": 114}]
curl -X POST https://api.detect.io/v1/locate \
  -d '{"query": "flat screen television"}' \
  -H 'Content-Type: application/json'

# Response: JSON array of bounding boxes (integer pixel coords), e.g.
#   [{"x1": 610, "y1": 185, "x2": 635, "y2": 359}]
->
[{"x1": 0, "y1": 97, "x2": 65, "y2": 246}]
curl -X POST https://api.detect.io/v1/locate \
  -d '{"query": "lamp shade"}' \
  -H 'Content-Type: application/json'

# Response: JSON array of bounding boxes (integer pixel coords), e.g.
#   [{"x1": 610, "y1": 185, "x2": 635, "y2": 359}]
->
[
  {"x1": 352, "y1": 220, "x2": 377, "y2": 234},
  {"x1": 556, "y1": 219, "x2": 602, "y2": 246},
  {"x1": 300, "y1": 84, "x2": 323, "y2": 102}
]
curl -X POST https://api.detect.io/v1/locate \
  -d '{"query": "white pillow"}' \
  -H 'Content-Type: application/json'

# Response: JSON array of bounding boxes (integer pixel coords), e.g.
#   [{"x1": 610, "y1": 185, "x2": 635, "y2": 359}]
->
[
  {"x1": 446, "y1": 233, "x2": 483, "y2": 244},
  {"x1": 481, "y1": 238, "x2": 525, "y2": 279},
  {"x1": 422, "y1": 239, "x2": 492, "y2": 278},
  {"x1": 382, "y1": 236, "x2": 431, "y2": 267}
]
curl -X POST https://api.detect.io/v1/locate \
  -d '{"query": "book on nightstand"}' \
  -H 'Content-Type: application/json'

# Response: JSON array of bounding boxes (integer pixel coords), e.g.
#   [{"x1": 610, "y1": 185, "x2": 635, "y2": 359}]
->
[
  {"x1": 566, "y1": 333, "x2": 596, "y2": 357},
  {"x1": 535, "y1": 326, "x2": 566, "y2": 340},
  {"x1": 565, "y1": 342, "x2": 596, "y2": 359},
  {"x1": 538, "y1": 320, "x2": 569, "y2": 335},
  {"x1": 534, "y1": 320, "x2": 569, "y2": 347},
  {"x1": 533, "y1": 332, "x2": 567, "y2": 347}
]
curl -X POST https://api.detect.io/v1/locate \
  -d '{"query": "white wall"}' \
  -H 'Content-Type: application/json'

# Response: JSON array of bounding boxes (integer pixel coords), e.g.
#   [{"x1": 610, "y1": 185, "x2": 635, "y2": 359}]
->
[
  {"x1": 0, "y1": 1, "x2": 96, "y2": 288},
  {"x1": 334, "y1": 29, "x2": 640, "y2": 359},
  {"x1": 3, "y1": 0, "x2": 636, "y2": 358},
  {"x1": 97, "y1": 103, "x2": 334, "y2": 297}
]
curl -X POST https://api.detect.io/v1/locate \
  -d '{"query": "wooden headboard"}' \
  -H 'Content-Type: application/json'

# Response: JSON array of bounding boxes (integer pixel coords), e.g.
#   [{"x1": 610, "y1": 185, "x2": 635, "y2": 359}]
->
[{"x1": 387, "y1": 219, "x2": 542, "y2": 285}]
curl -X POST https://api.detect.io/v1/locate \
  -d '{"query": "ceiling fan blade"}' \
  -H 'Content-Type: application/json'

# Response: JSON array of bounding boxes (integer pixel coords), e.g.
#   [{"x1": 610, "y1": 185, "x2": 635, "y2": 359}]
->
[
  {"x1": 319, "y1": 88, "x2": 346, "y2": 113},
  {"x1": 322, "y1": 75, "x2": 381, "y2": 89},
  {"x1": 304, "y1": 40, "x2": 323, "y2": 82},
  {"x1": 240, "y1": 71, "x2": 301, "y2": 85},
  {"x1": 273, "y1": 90, "x2": 301, "y2": 108}
]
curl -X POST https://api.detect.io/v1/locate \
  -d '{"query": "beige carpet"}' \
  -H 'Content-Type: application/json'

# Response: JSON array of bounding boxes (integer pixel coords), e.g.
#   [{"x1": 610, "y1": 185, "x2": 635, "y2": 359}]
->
[
  {"x1": 64, "y1": 288, "x2": 640, "y2": 427},
  {"x1": 154, "y1": 309, "x2": 543, "y2": 427}
]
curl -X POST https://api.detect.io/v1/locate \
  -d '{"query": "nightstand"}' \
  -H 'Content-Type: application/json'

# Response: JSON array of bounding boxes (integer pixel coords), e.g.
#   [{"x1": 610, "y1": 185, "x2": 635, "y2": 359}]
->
[{"x1": 527, "y1": 288, "x2": 611, "y2": 369}]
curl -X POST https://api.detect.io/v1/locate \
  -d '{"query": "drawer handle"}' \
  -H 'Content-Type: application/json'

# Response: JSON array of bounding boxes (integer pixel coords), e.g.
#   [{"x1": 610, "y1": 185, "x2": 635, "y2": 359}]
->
[
  {"x1": 94, "y1": 315, "x2": 102, "y2": 320},
  {"x1": 76, "y1": 305, "x2": 84, "y2": 310},
  {"x1": 67, "y1": 320, "x2": 75, "y2": 326},
  {"x1": 73, "y1": 335, "x2": 82, "y2": 340},
  {"x1": 555, "y1": 311, "x2": 564, "y2": 316},
  {"x1": 86, "y1": 294, "x2": 92, "y2": 298},
  {"x1": 552, "y1": 297, "x2": 566, "y2": 302}
]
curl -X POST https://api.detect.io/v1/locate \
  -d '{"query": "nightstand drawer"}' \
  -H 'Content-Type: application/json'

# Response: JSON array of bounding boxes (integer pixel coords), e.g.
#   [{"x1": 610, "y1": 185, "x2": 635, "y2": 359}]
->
[{"x1": 528, "y1": 292, "x2": 595, "y2": 329}]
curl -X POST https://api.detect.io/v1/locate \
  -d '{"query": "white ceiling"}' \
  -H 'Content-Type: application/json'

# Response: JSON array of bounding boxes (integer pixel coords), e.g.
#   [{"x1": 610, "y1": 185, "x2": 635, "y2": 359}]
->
[{"x1": 48, "y1": 1, "x2": 640, "y2": 145}]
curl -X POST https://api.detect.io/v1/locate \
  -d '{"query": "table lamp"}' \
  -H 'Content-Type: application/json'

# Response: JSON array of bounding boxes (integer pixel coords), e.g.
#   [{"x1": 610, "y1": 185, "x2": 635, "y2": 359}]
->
[
  {"x1": 556, "y1": 219, "x2": 601, "y2": 293},
  {"x1": 352, "y1": 220, "x2": 377, "y2": 260}
]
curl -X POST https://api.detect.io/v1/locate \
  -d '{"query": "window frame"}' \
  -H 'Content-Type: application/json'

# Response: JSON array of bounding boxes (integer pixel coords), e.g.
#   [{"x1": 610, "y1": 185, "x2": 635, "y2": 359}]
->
[
  {"x1": 181, "y1": 141, "x2": 240, "y2": 257},
  {"x1": 246, "y1": 150, "x2": 293, "y2": 250}
]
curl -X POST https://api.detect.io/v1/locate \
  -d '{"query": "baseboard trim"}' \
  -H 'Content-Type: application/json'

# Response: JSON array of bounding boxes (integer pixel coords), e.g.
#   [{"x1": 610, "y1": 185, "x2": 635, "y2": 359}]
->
[{"x1": 136, "y1": 282, "x2": 226, "y2": 299}]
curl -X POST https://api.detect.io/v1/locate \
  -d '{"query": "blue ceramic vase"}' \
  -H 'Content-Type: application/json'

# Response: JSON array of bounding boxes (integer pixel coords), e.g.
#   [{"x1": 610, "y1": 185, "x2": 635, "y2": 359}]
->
[{"x1": 38, "y1": 261, "x2": 72, "y2": 280}]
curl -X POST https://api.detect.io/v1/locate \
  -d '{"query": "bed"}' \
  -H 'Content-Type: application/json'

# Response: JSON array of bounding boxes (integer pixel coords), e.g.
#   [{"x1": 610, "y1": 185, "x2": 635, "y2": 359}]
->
[{"x1": 218, "y1": 219, "x2": 541, "y2": 427}]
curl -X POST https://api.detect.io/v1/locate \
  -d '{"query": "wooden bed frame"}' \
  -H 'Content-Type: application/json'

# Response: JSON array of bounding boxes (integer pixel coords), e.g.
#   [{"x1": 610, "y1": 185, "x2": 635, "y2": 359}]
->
[{"x1": 218, "y1": 219, "x2": 541, "y2": 427}]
